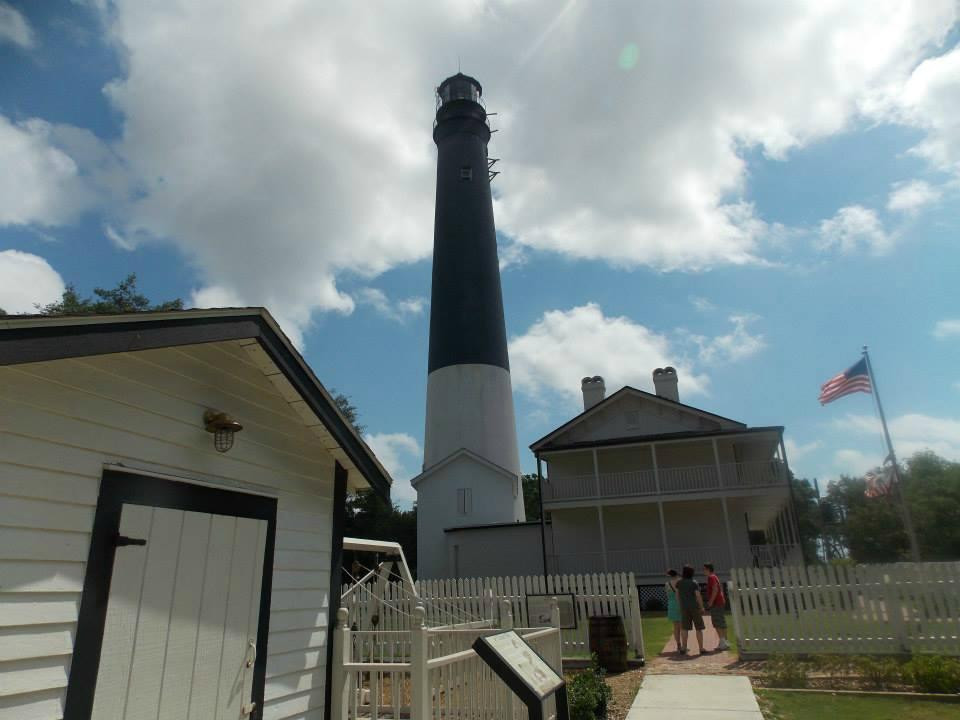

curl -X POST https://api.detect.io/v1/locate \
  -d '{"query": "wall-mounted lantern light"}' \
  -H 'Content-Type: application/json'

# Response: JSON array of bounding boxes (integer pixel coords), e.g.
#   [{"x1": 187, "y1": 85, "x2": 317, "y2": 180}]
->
[{"x1": 204, "y1": 409, "x2": 243, "y2": 453}]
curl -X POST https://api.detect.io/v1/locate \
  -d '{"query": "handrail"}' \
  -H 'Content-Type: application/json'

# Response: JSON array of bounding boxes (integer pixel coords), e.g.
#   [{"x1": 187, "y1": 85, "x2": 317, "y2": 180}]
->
[
  {"x1": 426, "y1": 648, "x2": 478, "y2": 669},
  {"x1": 342, "y1": 661, "x2": 412, "y2": 671}
]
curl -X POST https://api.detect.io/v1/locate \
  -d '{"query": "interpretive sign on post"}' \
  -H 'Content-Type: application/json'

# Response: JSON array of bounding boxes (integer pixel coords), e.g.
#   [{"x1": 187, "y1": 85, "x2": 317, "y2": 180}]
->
[
  {"x1": 472, "y1": 630, "x2": 568, "y2": 720},
  {"x1": 527, "y1": 593, "x2": 577, "y2": 629}
]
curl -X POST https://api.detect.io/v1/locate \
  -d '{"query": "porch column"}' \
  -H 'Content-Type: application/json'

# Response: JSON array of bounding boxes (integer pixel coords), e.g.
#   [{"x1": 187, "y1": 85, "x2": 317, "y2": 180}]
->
[
  {"x1": 651, "y1": 444, "x2": 670, "y2": 569},
  {"x1": 593, "y1": 448, "x2": 609, "y2": 572},
  {"x1": 713, "y1": 439, "x2": 737, "y2": 570}
]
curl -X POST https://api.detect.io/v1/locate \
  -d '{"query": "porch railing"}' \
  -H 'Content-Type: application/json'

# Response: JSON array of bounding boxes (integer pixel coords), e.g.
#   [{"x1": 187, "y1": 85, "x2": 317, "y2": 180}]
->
[{"x1": 543, "y1": 460, "x2": 786, "y2": 502}]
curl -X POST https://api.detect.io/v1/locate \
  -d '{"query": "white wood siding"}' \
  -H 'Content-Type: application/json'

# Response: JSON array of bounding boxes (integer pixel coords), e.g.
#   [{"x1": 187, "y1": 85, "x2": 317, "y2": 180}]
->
[{"x1": 0, "y1": 341, "x2": 339, "y2": 720}]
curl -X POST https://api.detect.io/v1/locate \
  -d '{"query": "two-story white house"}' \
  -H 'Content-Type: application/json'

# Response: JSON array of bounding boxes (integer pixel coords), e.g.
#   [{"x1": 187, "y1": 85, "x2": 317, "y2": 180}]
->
[{"x1": 531, "y1": 368, "x2": 804, "y2": 598}]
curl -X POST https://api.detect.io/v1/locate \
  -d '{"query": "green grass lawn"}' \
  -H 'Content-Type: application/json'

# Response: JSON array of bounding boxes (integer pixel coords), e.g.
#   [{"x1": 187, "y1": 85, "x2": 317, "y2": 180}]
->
[{"x1": 757, "y1": 690, "x2": 960, "y2": 720}]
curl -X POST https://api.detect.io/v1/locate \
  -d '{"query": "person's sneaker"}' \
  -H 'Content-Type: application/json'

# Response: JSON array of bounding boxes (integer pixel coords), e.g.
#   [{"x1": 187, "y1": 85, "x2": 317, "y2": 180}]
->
[
  {"x1": 717, "y1": 640, "x2": 730, "y2": 651},
  {"x1": 678, "y1": 647, "x2": 688, "y2": 655}
]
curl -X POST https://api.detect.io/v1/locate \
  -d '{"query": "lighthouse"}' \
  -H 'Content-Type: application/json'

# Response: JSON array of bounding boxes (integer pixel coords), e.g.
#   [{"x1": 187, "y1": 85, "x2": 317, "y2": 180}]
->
[{"x1": 412, "y1": 73, "x2": 525, "y2": 579}]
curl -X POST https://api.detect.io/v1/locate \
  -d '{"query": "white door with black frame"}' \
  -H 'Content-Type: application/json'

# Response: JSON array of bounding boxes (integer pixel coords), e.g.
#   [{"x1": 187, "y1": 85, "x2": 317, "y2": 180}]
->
[{"x1": 89, "y1": 503, "x2": 268, "y2": 720}]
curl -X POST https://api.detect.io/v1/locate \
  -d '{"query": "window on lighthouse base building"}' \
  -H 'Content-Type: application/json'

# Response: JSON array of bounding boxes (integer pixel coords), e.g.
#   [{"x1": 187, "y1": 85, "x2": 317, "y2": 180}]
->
[{"x1": 457, "y1": 487, "x2": 473, "y2": 515}]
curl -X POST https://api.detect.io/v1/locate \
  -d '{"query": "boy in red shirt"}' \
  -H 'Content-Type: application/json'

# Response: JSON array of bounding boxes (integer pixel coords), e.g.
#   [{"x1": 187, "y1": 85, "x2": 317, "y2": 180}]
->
[{"x1": 703, "y1": 563, "x2": 730, "y2": 651}]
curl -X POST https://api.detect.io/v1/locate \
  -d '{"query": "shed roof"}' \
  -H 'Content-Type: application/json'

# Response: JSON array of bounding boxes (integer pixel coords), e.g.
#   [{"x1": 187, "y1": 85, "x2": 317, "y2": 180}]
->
[{"x1": 0, "y1": 307, "x2": 391, "y2": 499}]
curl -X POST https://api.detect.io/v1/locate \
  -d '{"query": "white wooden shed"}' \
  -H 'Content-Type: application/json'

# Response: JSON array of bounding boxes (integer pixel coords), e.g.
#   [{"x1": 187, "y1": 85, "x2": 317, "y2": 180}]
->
[{"x1": 0, "y1": 309, "x2": 392, "y2": 720}]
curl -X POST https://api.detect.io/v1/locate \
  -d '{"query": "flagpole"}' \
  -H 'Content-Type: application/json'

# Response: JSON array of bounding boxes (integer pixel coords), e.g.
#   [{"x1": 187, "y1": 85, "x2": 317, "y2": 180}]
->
[{"x1": 862, "y1": 345, "x2": 921, "y2": 562}]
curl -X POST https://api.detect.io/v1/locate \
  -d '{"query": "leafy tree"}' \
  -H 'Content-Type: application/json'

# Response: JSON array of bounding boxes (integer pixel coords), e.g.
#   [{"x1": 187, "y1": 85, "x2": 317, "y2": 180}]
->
[
  {"x1": 329, "y1": 389, "x2": 366, "y2": 435},
  {"x1": 343, "y1": 489, "x2": 417, "y2": 578},
  {"x1": 522, "y1": 473, "x2": 541, "y2": 521},
  {"x1": 905, "y1": 451, "x2": 960, "y2": 561},
  {"x1": 818, "y1": 451, "x2": 960, "y2": 563},
  {"x1": 333, "y1": 388, "x2": 416, "y2": 575},
  {"x1": 38, "y1": 273, "x2": 183, "y2": 315},
  {"x1": 790, "y1": 476, "x2": 823, "y2": 563}
]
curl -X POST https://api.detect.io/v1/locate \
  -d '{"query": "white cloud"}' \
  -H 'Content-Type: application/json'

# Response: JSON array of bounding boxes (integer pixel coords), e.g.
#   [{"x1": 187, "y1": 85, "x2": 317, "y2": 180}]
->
[
  {"x1": 833, "y1": 412, "x2": 960, "y2": 462},
  {"x1": 690, "y1": 296, "x2": 716, "y2": 313},
  {"x1": 785, "y1": 438, "x2": 822, "y2": 463},
  {"x1": 67, "y1": 1, "x2": 954, "y2": 345},
  {"x1": 364, "y1": 432, "x2": 422, "y2": 508},
  {"x1": 933, "y1": 318, "x2": 960, "y2": 339},
  {"x1": 509, "y1": 303, "x2": 709, "y2": 407},
  {"x1": 0, "y1": 250, "x2": 65, "y2": 313},
  {"x1": 833, "y1": 448, "x2": 876, "y2": 476},
  {"x1": 0, "y1": 116, "x2": 98, "y2": 226},
  {"x1": 887, "y1": 179, "x2": 942, "y2": 214},
  {"x1": 688, "y1": 314, "x2": 766, "y2": 365},
  {"x1": 817, "y1": 205, "x2": 893, "y2": 255},
  {"x1": 0, "y1": 2, "x2": 34, "y2": 48},
  {"x1": 896, "y1": 45, "x2": 960, "y2": 174},
  {"x1": 355, "y1": 288, "x2": 426, "y2": 323}
]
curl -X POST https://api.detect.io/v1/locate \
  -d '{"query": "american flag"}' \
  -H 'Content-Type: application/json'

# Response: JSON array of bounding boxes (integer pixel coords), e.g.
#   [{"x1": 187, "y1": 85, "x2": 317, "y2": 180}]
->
[
  {"x1": 819, "y1": 357, "x2": 872, "y2": 405},
  {"x1": 864, "y1": 466, "x2": 893, "y2": 498}
]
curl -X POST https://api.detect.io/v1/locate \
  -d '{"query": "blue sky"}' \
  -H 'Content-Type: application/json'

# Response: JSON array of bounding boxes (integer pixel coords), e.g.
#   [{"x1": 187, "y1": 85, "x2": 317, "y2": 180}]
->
[{"x1": 2, "y1": 1, "x2": 958, "y2": 507}]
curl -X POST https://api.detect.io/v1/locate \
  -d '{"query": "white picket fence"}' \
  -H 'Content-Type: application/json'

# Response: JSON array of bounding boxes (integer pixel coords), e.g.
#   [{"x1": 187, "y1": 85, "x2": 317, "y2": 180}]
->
[
  {"x1": 342, "y1": 572, "x2": 643, "y2": 658},
  {"x1": 331, "y1": 601, "x2": 564, "y2": 720},
  {"x1": 729, "y1": 562, "x2": 960, "y2": 656}
]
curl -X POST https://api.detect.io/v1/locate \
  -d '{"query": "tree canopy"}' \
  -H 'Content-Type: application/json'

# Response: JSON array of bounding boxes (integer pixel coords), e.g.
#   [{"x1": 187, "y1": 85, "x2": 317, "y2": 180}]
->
[
  {"x1": 801, "y1": 450, "x2": 960, "y2": 564},
  {"x1": 37, "y1": 273, "x2": 183, "y2": 315}
]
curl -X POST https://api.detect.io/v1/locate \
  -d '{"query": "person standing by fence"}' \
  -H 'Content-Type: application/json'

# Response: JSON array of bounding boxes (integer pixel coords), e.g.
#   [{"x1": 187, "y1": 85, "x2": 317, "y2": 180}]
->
[
  {"x1": 676, "y1": 565, "x2": 705, "y2": 655},
  {"x1": 665, "y1": 569, "x2": 682, "y2": 654},
  {"x1": 703, "y1": 563, "x2": 730, "y2": 651}
]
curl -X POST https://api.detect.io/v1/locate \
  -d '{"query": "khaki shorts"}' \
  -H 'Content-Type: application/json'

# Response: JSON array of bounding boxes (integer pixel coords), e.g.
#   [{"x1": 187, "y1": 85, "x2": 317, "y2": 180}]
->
[
  {"x1": 709, "y1": 605, "x2": 727, "y2": 629},
  {"x1": 682, "y1": 607, "x2": 705, "y2": 631}
]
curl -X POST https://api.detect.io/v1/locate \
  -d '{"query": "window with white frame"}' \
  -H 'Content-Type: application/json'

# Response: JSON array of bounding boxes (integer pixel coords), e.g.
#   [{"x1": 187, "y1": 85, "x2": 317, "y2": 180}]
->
[{"x1": 457, "y1": 487, "x2": 473, "y2": 515}]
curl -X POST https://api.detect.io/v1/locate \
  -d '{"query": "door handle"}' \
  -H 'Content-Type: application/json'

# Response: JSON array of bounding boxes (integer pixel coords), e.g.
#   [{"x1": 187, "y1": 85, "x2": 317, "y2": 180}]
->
[
  {"x1": 246, "y1": 639, "x2": 257, "y2": 668},
  {"x1": 115, "y1": 535, "x2": 147, "y2": 547}
]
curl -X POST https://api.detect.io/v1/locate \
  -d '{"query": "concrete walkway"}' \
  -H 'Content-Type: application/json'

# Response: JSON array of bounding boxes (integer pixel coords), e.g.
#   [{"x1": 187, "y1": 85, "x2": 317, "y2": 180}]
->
[{"x1": 626, "y1": 675, "x2": 763, "y2": 719}]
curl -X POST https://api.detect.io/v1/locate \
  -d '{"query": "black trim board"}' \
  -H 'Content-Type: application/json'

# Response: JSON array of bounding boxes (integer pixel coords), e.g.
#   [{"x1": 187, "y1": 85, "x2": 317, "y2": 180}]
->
[
  {"x1": 0, "y1": 310, "x2": 390, "y2": 500},
  {"x1": 324, "y1": 461, "x2": 349, "y2": 720},
  {"x1": 64, "y1": 470, "x2": 278, "y2": 720},
  {"x1": 537, "y1": 425, "x2": 785, "y2": 454}
]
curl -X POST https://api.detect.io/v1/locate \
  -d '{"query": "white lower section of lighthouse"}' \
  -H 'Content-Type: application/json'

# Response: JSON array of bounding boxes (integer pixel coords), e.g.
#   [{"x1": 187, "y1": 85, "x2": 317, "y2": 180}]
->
[{"x1": 413, "y1": 363, "x2": 526, "y2": 579}]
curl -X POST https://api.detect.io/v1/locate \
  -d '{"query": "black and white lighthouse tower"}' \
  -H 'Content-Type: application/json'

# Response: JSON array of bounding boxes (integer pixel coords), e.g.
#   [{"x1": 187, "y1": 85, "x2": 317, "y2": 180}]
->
[{"x1": 412, "y1": 73, "x2": 525, "y2": 579}]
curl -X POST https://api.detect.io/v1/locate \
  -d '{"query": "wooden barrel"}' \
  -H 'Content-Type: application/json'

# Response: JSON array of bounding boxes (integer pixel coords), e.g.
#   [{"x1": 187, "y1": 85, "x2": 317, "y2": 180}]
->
[{"x1": 589, "y1": 615, "x2": 627, "y2": 672}]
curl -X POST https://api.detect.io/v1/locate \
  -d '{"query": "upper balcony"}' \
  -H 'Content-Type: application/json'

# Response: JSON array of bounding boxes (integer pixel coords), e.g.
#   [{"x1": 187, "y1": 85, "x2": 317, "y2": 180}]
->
[{"x1": 542, "y1": 459, "x2": 787, "y2": 505}]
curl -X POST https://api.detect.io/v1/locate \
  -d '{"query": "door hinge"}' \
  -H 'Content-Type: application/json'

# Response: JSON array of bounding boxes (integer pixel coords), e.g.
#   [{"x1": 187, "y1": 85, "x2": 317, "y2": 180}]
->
[
  {"x1": 115, "y1": 534, "x2": 147, "y2": 547},
  {"x1": 242, "y1": 701, "x2": 257, "y2": 716}
]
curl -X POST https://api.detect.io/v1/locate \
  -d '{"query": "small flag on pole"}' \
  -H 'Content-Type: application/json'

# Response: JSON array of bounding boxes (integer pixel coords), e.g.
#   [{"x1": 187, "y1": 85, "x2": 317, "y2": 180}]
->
[
  {"x1": 864, "y1": 466, "x2": 893, "y2": 498},
  {"x1": 819, "y1": 357, "x2": 872, "y2": 405}
]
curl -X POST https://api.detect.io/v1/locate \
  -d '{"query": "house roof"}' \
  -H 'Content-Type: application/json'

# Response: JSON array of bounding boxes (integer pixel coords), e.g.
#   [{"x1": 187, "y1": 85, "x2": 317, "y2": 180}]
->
[
  {"x1": 535, "y1": 425, "x2": 784, "y2": 454},
  {"x1": 0, "y1": 308, "x2": 391, "y2": 499},
  {"x1": 410, "y1": 447, "x2": 518, "y2": 488},
  {"x1": 529, "y1": 385, "x2": 747, "y2": 452}
]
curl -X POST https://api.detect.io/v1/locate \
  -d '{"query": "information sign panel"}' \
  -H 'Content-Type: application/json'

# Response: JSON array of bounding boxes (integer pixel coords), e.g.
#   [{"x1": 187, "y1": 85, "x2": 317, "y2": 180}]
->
[
  {"x1": 472, "y1": 630, "x2": 568, "y2": 720},
  {"x1": 526, "y1": 593, "x2": 577, "y2": 629}
]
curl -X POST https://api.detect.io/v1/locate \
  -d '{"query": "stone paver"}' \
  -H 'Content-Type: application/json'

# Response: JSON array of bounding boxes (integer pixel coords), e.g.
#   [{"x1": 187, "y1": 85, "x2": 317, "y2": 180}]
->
[
  {"x1": 647, "y1": 613, "x2": 739, "y2": 675},
  {"x1": 626, "y1": 675, "x2": 763, "y2": 719}
]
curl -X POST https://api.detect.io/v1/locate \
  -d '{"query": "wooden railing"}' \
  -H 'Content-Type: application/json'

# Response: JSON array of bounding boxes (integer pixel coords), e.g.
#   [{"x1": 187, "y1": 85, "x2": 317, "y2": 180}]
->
[
  {"x1": 331, "y1": 602, "x2": 563, "y2": 720},
  {"x1": 543, "y1": 460, "x2": 785, "y2": 502}
]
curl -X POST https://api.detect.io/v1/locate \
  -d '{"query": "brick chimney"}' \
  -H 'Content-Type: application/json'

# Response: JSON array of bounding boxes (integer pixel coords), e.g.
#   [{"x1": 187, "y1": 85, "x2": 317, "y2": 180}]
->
[{"x1": 652, "y1": 367, "x2": 679, "y2": 402}]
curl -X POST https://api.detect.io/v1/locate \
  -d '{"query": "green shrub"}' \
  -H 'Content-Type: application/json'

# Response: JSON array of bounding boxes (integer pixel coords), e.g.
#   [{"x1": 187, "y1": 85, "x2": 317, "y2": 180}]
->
[
  {"x1": 762, "y1": 655, "x2": 809, "y2": 688},
  {"x1": 568, "y1": 655, "x2": 613, "y2": 719},
  {"x1": 811, "y1": 654, "x2": 854, "y2": 676},
  {"x1": 852, "y1": 655, "x2": 904, "y2": 689},
  {"x1": 903, "y1": 654, "x2": 960, "y2": 694}
]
